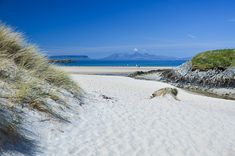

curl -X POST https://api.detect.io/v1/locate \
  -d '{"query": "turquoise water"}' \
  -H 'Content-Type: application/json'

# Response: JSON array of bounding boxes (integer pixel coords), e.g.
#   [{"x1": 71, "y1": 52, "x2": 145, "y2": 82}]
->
[{"x1": 52, "y1": 60, "x2": 187, "y2": 66}]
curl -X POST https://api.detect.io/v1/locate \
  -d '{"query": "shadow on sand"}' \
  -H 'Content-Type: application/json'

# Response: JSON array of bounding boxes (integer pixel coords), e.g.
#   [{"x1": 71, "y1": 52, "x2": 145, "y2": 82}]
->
[{"x1": 0, "y1": 107, "x2": 40, "y2": 155}]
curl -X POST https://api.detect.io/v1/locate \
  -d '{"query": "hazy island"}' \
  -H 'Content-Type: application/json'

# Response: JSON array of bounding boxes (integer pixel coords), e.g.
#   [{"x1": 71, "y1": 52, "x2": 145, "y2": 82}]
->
[{"x1": 101, "y1": 52, "x2": 189, "y2": 60}]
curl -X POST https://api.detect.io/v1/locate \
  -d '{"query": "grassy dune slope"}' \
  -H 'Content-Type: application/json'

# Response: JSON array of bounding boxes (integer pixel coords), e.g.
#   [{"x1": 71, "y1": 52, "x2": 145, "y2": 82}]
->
[
  {"x1": 192, "y1": 49, "x2": 235, "y2": 70},
  {"x1": 0, "y1": 23, "x2": 80, "y2": 153}
]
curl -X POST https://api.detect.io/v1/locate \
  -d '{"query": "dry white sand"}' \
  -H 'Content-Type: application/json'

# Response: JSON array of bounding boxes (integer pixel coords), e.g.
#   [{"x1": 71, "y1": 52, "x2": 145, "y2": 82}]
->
[
  {"x1": 34, "y1": 74, "x2": 235, "y2": 156},
  {"x1": 59, "y1": 66, "x2": 172, "y2": 75}
]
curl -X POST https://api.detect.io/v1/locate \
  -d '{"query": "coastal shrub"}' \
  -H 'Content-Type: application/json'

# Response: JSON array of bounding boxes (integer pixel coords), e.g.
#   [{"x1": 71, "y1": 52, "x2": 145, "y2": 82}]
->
[{"x1": 191, "y1": 49, "x2": 235, "y2": 70}]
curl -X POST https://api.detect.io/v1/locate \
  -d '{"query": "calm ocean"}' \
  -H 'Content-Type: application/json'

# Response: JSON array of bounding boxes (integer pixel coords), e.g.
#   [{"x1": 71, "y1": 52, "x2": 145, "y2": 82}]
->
[{"x1": 53, "y1": 60, "x2": 187, "y2": 67}]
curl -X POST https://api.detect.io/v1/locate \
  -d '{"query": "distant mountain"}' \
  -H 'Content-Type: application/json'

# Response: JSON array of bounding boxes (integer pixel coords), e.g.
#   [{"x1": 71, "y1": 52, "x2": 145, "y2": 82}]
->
[
  {"x1": 101, "y1": 52, "x2": 186, "y2": 60},
  {"x1": 49, "y1": 55, "x2": 90, "y2": 60}
]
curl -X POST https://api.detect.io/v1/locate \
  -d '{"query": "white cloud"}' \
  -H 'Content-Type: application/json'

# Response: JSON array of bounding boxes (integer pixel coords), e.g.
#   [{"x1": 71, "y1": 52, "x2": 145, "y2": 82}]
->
[{"x1": 187, "y1": 34, "x2": 196, "y2": 39}]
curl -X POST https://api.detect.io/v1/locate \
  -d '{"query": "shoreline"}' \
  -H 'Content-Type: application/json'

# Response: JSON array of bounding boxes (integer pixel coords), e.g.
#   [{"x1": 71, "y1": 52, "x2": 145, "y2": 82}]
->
[
  {"x1": 60, "y1": 66, "x2": 174, "y2": 75},
  {"x1": 134, "y1": 76, "x2": 235, "y2": 101},
  {"x1": 129, "y1": 69, "x2": 235, "y2": 101},
  {"x1": 68, "y1": 74, "x2": 235, "y2": 156},
  {"x1": 61, "y1": 66, "x2": 234, "y2": 101}
]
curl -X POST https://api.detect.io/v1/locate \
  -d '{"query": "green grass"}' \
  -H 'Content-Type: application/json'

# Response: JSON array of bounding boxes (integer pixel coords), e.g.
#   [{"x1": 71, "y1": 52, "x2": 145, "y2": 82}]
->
[
  {"x1": 0, "y1": 23, "x2": 81, "y2": 148},
  {"x1": 0, "y1": 23, "x2": 80, "y2": 112},
  {"x1": 0, "y1": 22, "x2": 82, "y2": 113},
  {"x1": 191, "y1": 49, "x2": 235, "y2": 70},
  {"x1": 0, "y1": 23, "x2": 78, "y2": 91},
  {"x1": 0, "y1": 23, "x2": 79, "y2": 145}
]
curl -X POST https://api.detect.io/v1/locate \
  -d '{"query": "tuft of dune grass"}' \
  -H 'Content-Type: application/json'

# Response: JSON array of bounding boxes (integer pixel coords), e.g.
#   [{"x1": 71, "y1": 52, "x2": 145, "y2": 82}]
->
[
  {"x1": 0, "y1": 23, "x2": 78, "y2": 91},
  {"x1": 0, "y1": 23, "x2": 81, "y2": 151},
  {"x1": 0, "y1": 22, "x2": 81, "y2": 115},
  {"x1": 38, "y1": 66, "x2": 79, "y2": 91}
]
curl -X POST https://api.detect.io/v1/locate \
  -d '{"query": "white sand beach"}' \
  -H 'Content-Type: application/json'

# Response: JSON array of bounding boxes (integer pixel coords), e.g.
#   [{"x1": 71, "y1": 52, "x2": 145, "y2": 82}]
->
[
  {"x1": 59, "y1": 66, "x2": 173, "y2": 75},
  {"x1": 32, "y1": 71, "x2": 235, "y2": 156},
  {"x1": 2, "y1": 1, "x2": 234, "y2": 155}
]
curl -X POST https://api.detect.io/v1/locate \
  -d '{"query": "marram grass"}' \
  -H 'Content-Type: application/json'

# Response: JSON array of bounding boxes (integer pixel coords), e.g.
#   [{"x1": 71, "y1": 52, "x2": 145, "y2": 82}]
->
[
  {"x1": 0, "y1": 23, "x2": 80, "y2": 149},
  {"x1": 0, "y1": 23, "x2": 78, "y2": 91}
]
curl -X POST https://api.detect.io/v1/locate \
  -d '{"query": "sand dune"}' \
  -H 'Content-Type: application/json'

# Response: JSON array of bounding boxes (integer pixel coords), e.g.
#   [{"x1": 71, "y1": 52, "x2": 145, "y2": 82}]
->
[{"x1": 35, "y1": 74, "x2": 235, "y2": 156}]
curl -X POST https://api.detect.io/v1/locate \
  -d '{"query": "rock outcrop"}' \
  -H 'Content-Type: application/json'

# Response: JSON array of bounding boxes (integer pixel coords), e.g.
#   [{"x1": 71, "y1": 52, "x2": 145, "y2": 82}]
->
[
  {"x1": 162, "y1": 61, "x2": 235, "y2": 88},
  {"x1": 130, "y1": 61, "x2": 235, "y2": 100}
]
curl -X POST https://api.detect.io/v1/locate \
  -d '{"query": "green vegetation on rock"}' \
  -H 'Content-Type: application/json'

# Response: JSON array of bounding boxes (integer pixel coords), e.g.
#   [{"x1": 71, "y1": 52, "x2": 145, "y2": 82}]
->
[{"x1": 191, "y1": 49, "x2": 235, "y2": 70}]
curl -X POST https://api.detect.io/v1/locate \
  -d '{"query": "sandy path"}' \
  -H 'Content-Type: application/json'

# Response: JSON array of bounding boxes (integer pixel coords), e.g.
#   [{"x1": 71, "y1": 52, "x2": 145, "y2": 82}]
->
[{"x1": 40, "y1": 74, "x2": 235, "y2": 156}]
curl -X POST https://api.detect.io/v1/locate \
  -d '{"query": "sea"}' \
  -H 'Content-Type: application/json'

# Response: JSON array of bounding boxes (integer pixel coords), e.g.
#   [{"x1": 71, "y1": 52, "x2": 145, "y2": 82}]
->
[{"x1": 52, "y1": 60, "x2": 187, "y2": 67}]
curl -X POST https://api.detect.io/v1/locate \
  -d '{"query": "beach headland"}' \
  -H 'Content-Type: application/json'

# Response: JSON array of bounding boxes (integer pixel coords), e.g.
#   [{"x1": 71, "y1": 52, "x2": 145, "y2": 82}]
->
[{"x1": 129, "y1": 50, "x2": 235, "y2": 100}]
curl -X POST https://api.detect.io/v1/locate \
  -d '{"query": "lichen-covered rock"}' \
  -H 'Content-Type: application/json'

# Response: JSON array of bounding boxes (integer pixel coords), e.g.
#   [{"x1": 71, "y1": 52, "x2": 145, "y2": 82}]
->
[{"x1": 162, "y1": 62, "x2": 235, "y2": 88}]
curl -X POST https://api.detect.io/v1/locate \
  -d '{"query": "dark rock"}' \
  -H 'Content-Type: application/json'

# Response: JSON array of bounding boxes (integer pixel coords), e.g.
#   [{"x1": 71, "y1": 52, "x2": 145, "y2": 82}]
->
[
  {"x1": 161, "y1": 62, "x2": 235, "y2": 88},
  {"x1": 49, "y1": 59, "x2": 72, "y2": 63},
  {"x1": 130, "y1": 61, "x2": 235, "y2": 100}
]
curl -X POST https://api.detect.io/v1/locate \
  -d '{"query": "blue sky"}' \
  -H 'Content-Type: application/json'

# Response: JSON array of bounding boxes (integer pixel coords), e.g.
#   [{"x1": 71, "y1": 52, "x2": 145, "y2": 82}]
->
[{"x1": 0, "y1": 0, "x2": 235, "y2": 58}]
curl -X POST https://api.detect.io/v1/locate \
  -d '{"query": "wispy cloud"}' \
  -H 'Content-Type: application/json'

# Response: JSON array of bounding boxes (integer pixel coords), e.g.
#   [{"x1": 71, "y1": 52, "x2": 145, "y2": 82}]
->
[
  {"x1": 187, "y1": 34, "x2": 196, "y2": 39},
  {"x1": 228, "y1": 18, "x2": 235, "y2": 22},
  {"x1": 41, "y1": 41, "x2": 235, "y2": 58},
  {"x1": 42, "y1": 40, "x2": 235, "y2": 53}
]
